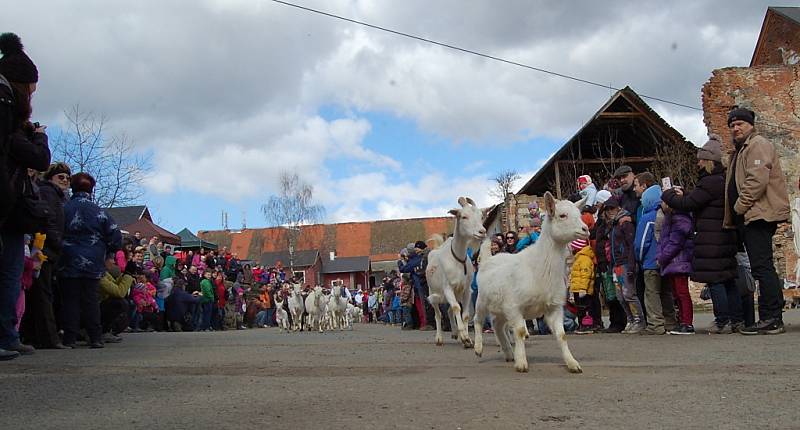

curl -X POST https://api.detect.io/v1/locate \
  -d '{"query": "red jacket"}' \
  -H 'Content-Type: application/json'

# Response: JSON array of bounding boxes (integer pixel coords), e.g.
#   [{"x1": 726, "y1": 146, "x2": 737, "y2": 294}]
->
[{"x1": 214, "y1": 278, "x2": 226, "y2": 308}]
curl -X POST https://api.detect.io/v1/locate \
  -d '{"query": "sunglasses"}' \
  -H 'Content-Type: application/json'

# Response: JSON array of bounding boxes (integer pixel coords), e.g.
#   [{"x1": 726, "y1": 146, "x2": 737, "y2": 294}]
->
[
  {"x1": 506, "y1": 237, "x2": 515, "y2": 240},
  {"x1": 54, "y1": 173, "x2": 70, "y2": 180}
]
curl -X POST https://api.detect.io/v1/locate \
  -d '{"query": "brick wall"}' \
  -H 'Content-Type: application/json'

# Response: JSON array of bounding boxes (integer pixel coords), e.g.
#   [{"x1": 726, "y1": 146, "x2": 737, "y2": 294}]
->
[
  {"x1": 751, "y1": 9, "x2": 800, "y2": 66},
  {"x1": 702, "y1": 65, "x2": 800, "y2": 281}
]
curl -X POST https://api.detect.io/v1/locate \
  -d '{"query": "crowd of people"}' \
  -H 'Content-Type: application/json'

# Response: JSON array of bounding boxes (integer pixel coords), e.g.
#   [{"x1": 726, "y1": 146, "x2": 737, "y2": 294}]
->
[{"x1": 0, "y1": 32, "x2": 794, "y2": 363}]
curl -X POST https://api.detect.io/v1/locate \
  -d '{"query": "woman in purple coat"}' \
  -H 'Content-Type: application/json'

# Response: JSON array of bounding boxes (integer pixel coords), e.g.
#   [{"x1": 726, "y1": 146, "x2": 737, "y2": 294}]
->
[{"x1": 657, "y1": 202, "x2": 695, "y2": 334}]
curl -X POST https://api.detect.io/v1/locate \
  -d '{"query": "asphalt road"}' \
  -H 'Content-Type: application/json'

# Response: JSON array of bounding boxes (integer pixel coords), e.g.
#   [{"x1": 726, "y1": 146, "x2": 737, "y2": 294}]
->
[{"x1": 3, "y1": 311, "x2": 800, "y2": 429}]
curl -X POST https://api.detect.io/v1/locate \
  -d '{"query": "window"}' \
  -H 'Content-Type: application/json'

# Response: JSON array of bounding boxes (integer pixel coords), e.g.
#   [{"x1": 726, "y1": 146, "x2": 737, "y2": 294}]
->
[{"x1": 293, "y1": 271, "x2": 305, "y2": 284}]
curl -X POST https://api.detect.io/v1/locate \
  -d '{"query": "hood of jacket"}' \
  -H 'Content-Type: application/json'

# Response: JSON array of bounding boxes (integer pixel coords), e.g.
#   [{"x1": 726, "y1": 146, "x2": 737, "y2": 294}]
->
[{"x1": 641, "y1": 185, "x2": 662, "y2": 214}]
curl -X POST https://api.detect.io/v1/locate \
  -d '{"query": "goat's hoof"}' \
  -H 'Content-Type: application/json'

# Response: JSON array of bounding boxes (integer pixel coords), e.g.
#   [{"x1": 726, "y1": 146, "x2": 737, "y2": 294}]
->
[
  {"x1": 515, "y1": 363, "x2": 529, "y2": 373},
  {"x1": 474, "y1": 347, "x2": 483, "y2": 357},
  {"x1": 462, "y1": 338, "x2": 474, "y2": 349},
  {"x1": 567, "y1": 362, "x2": 583, "y2": 374},
  {"x1": 435, "y1": 338, "x2": 444, "y2": 346}
]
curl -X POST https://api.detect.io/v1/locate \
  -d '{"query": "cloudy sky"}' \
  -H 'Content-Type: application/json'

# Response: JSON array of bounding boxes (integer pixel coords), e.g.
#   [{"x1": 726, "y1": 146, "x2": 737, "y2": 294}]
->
[{"x1": 4, "y1": 1, "x2": 772, "y2": 232}]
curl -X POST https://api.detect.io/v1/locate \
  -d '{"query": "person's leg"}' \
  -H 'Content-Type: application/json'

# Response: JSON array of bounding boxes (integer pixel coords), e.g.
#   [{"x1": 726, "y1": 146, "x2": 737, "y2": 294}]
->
[
  {"x1": 33, "y1": 261, "x2": 61, "y2": 347},
  {"x1": 743, "y1": 220, "x2": 783, "y2": 322},
  {"x1": 724, "y1": 280, "x2": 743, "y2": 326},
  {"x1": 670, "y1": 276, "x2": 693, "y2": 327},
  {"x1": 660, "y1": 278, "x2": 677, "y2": 330},
  {"x1": 82, "y1": 279, "x2": 101, "y2": 344},
  {"x1": 643, "y1": 269, "x2": 665, "y2": 332},
  {"x1": 636, "y1": 270, "x2": 647, "y2": 324},
  {"x1": 59, "y1": 278, "x2": 82, "y2": 346},
  {"x1": 622, "y1": 269, "x2": 644, "y2": 331},
  {"x1": 741, "y1": 291, "x2": 755, "y2": 327},
  {"x1": 708, "y1": 282, "x2": 730, "y2": 328},
  {"x1": 0, "y1": 232, "x2": 24, "y2": 349}
]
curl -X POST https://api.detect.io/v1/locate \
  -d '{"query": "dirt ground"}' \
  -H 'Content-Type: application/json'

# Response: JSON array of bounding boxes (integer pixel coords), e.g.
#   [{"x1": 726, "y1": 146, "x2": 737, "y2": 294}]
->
[{"x1": 3, "y1": 311, "x2": 800, "y2": 429}]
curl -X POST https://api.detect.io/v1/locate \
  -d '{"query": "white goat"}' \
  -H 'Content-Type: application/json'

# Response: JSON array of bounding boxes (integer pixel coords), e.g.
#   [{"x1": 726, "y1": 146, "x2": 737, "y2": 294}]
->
[
  {"x1": 474, "y1": 192, "x2": 588, "y2": 373},
  {"x1": 425, "y1": 196, "x2": 487, "y2": 348},
  {"x1": 287, "y1": 283, "x2": 305, "y2": 332},
  {"x1": 329, "y1": 285, "x2": 349, "y2": 330},
  {"x1": 346, "y1": 303, "x2": 362, "y2": 327},
  {"x1": 274, "y1": 295, "x2": 290, "y2": 332},
  {"x1": 304, "y1": 286, "x2": 325, "y2": 333}
]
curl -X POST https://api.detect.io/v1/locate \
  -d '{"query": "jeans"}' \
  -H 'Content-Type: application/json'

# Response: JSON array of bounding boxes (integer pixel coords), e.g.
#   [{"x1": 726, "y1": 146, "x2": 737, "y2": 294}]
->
[
  {"x1": 192, "y1": 303, "x2": 202, "y2": 328},
  {"x1": 199, "y1": 302, "x2": 213, "y2": 330},
  {"x1": 0, "y1": 231, "x2": 24, "y2": 348},
  {"x1": 401, "y1": 305, "x2": 414, "y2": 327},
  {"x1": 709, "y1": 281, "x2": 743, "y2": 326},
  {"x1": 255, "y1": 310, "x2": 270, "y2": 327},
  {"x1": 742, "y1": 220, "x2": 784, "y2": 321},
  {"x1": 60, "y1": 277, "x2": 102, "y2": 345},
  {"x1": 265, "y1": 308, "x2": 275, "y2": 326},
  {"x1": 101, "y1": 298, "x2": 129, "y2": 335},
  {"x1": 614, "y1": 265, "x2": 643, "y2": 324}
]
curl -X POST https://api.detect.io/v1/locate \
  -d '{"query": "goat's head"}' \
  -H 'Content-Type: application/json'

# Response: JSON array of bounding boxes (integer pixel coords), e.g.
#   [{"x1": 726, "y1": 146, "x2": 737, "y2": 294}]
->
[
  {"x1": 449, "y1": 196, "x2": 488, "y2": 244},
  {"x1": 541, "y1": 192, "x2": 590, "y2": 244}
]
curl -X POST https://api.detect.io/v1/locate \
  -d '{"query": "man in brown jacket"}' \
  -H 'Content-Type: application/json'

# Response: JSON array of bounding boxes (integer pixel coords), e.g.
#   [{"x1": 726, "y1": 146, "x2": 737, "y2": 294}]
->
[{"x1": 723, "y1": 107, "x2": 790, "y2": 335}]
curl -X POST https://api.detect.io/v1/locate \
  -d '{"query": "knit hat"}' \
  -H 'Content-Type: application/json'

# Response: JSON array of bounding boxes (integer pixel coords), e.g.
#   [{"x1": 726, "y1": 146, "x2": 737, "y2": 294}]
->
[
  {"x1": 0, "y1": 33, "x2": 38, "y2": 83},
  {"x1": 595, "y1": 190, "x2": 612, "y2": 205},
  {"x1": 613, "y1": 165, "x2": 632, "y2": 178},
  {"x1": 577, "y1": 175, "x2": 592, "y2": 185},
  {"x1": 697, "y1": 134, "x2": 723, "y2": 162},
  {"x1": 43, "y1": 162, "x2": 71, "y2": 180},
  {"x1": 727, "y1": 107, "x2": 755, "y2": 126},
  {"x1": 527, "y1": 201, "x2": 539, "y2": 210},
  {"x1": 569, "y1": 238, "x2": 588, "y2": 252},
  {"x1": 414, "y1": 240, "x2": 427, "y2": 250},
  {"x1": 603, "y1": 196, "x2": 621, "y2": 209}
]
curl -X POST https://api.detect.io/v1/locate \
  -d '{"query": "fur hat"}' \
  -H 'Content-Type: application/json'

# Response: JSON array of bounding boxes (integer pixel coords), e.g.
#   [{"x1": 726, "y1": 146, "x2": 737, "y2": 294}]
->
[
  {"x1": 0, "y1": 33, "x2": 38, "y2": 83},
  {"x1": 697, "y1": 134, "x2": 723, "y2": 162},
  {"x1": 43, "y1": 162, "x2": 71, "y2": 180},
  {"x1": 727, "y1": 107, "x2": 755, "y2": 126}
]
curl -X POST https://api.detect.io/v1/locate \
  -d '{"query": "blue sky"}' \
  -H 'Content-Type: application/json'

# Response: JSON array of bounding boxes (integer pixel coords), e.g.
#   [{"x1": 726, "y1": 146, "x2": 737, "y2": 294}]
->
[{"x1": 7, "y1": 1, "x2": 768, "y2": 235}]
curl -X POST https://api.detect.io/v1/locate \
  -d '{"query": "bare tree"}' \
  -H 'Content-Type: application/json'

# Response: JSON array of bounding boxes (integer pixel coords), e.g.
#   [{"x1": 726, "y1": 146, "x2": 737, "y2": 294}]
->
[
  {"x1": 489, "y1": 169, "x2": 521, "y2": 202},
  {"x1": 51, "y1": 105, "x2": 150, "y2": 208},
  {"x1": 261, "y1": 171, "x2": 326, "y2": 271}
]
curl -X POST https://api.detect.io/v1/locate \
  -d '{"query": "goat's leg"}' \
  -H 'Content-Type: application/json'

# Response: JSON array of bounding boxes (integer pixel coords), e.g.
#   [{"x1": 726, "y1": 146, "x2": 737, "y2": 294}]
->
[
  {"x1": 473, "y1": 300, "x2": 486, "y2": 357},
  {"x1": 510, "y1": 316, "x2": 529, "y2": 372},
  {"x1": 443, "y1": 287, "x2": 472, "y2": 348},
  {"x1": 448, "y1": 307, "x2": 458, "y2": 340},
  {"x1": 432, "y1": 301, "x2": 444, "y2": 346},
  {"x1": 493, "y1": 317, "x2": 513, "y2": 362},
  {"x1": 544, "y1": 307, "x2": 582, "y2": 374}
]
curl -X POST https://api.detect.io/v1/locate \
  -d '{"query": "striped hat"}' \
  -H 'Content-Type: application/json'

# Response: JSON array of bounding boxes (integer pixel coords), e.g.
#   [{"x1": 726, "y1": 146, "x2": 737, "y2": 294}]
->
[{"x1": 569, "y1": 238, "x2": 589, "y2": 252}]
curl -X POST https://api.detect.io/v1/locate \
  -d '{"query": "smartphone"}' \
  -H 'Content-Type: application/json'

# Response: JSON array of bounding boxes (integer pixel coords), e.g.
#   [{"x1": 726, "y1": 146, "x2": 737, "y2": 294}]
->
[
  {"x1": 661, "y1": 177, "x2": 672, "y2": 190},
  {"x1": 33, "y1": 122, "x2": 40, "y2": 128}
]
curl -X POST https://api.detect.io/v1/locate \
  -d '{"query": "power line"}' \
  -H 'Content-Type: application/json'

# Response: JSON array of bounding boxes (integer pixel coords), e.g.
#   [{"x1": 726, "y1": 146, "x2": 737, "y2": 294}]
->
[
  {"x1": 271, "y1": 0, "x2": 702, "y2": 111},
  {"x1": 272, "y1": 0, "x2": 800, "y2": 134}
]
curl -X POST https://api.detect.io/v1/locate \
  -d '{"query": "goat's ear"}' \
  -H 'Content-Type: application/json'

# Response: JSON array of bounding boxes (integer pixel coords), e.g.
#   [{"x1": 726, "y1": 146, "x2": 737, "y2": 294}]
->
[
  {"x1": 543, "y1": 192, "x2": 556, "y2": 216},
  {"x1": 481, "y1": 207, "x2": 489, "y2": 218},
  {"x1": 575, "y1": 195, "x2": 588, "y2": 209},
  {"x1": 465, "y1": 197, "x2": 476, "y2": 207},
  {"x1": 457, "y1": 197, "x2": 468, "y2": 207},
  {"x1": 448, "y1": 208, "x2": 461, "y2": 217}
]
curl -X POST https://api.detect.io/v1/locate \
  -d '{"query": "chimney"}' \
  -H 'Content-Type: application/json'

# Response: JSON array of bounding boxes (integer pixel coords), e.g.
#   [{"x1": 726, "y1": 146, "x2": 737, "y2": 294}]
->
[{"x1": 329, "y1": 251, "x2": 335, "y2": 261}]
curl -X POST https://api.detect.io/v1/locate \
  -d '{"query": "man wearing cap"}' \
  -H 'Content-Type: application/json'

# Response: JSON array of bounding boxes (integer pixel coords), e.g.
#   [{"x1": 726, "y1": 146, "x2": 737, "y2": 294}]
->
[
  {"x1": 613, "y1": 165, "x2": 640, "y2": 224},
  {"x1": 723, "y1": 107, "x2": 790, "y2": 335}
]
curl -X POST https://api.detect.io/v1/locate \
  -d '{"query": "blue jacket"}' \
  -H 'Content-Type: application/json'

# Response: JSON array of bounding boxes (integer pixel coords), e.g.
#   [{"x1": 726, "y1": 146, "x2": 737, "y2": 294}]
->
[
  {"x1": 399, "y1": 252, "x2": 425, "y2": 294},
  {"x1": 58, "y1": 192, "x2": 122, "y2": 279},
  {"x1": 165, "y1": 288, "x2": 200, "y2": 322},
  {"x1": 515, "y1": 231, "x2": 540, "y2": 252},
  {"x1": 634, "y1": 185, "x2": 662, "y2": 270}
]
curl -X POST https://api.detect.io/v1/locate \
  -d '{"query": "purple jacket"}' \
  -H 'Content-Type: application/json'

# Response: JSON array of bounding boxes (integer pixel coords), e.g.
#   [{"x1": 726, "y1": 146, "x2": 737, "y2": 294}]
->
[{"x1": 657, "y1": 210, "x2": 693, "y2": 276}]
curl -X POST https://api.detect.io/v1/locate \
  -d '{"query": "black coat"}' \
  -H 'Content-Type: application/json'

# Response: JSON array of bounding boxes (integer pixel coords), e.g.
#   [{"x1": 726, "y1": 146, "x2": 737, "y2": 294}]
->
[
  {"x1": 0, "y1": 82, "x2": 51, "y2": 231},
  {"x1": 661, "y1": 165, "x2": 738, "y2": 283},
  {"x1": 37, "y1": 179, "x2": 66, "y2": 260}
]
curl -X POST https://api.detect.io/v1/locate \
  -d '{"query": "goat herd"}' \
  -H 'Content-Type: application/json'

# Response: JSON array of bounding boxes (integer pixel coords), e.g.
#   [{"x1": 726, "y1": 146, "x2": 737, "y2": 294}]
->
[
  {"x1": 274, "y1": 192, "x2": 588, "y2": 374},
  {"x1": 274, "y1": 283, "x2": 363, "y2": 333}
]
